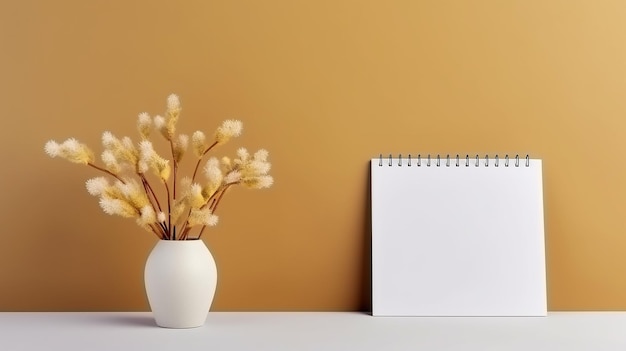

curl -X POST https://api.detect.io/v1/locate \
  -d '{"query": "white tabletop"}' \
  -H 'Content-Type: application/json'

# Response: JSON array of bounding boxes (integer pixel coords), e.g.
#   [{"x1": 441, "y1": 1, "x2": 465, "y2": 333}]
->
[{"x1": 1, "y1": 312, "x2": 625, "y2": 350}]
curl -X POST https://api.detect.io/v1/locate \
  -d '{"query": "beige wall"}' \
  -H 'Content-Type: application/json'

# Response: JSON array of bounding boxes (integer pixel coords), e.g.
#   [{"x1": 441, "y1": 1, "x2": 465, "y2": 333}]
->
[{"x1": 1, "y1": 0, "x2": 626, "y2": 311}]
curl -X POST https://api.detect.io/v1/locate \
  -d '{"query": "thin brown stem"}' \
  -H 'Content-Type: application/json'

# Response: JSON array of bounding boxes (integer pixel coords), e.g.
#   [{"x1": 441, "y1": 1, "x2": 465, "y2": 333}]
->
[
  {"x1": 179, "y1": 221, "x2": 189, "y2": 240},
  {"x1": 179, "y1": 182, "x2": 219, "y2": 236},
  {"x1": 169, "y1": 139, "x2": 179, "y2": 240},
  {"x1": 163, "y1": 180, "x2": 172, "y2": 240},
  {"x1": 139, "y1": 177, "x2": 160, "y2": 219},
  {"x1": 149, "y1": 224, "x2": 165, "y2": 240},
  {"x1": 142, "y1": 175, "x2": 163, "y2": 212},
  {"x1": 203, "y1": 191, "x2": 219, "y2": 210},
  {"x1": 158, "y1": 221, "x2": 168, "y2": 234},
  {"x1": 179, "y1": 185, "x2": 220, "y2": 237},
  {"x1": 196, "y1": 225, "x2": 208, "y2": 240},
  {"x1": 88, "y1": 163, "x2": 126, "y2": 184},
  {"x1": 209, "y1": 183, "x2": 235, "y2": 213},
  {"x1": 197, "y1": 182, "x2": 238, "y2": 240},
  {"x1": 180, "y1": 227, "x2": 188, "y2": 241},
  {"x1": 141, "y1": 175, "x2": 168, "y2": 238},
  {"x1": 191, "y1": 141, "x2": 218, "y2": 182},
  {"x1": 169, "y1": 139, "x2": 178, "y2": 200}
]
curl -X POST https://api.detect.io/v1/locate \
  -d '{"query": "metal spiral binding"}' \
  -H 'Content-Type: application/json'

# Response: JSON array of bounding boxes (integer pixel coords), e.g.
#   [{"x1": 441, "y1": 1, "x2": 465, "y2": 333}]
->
[{"x1": 378, "y1": 154, "x2": 532, "y2": 167}]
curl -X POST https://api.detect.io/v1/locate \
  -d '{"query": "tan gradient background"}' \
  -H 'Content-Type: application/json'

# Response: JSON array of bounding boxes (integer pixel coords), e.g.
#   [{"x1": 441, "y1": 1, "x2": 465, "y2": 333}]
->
[{"x1": 1, "y1": 0, "x2": 626, "y2": 311}]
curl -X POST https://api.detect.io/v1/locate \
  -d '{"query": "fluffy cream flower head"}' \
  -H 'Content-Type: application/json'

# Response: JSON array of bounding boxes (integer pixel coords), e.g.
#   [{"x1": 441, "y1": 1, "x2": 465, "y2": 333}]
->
[
  {"x1": 159, "y1": 94, "x2": 182, "y2": 140},
  {"x1": 189, "y1": 183, "x2": 206, "y2": 208},
  {"x1": 137, "y1": 205, "x2": 156, "y2": 226},
  {"x1": 138, "y1": 140, "x2": 155, "y2": 174},
  {"x1": 204, "y1": 157, "x2": 223, "y2": 189},
  {"x1": 114, "y1": 179, "x2": 150, "y2": 209},
  {"x1": 101, "y1": 150, "x2": 121, "y2": 174},
  {"x1": 101, "y1": 131, "x2": 118, "y2": 149},
  {"x1": 215, "y1": 120, "x2": 242, "y2": 145},
  {"x1": 157, "y1": 212, "x2": 167, "y2": 223},
  {"x1": 85, "y1": 177, "x2": 110, "y2": 196},
  {"x1": 44, "y1": 141, "x2": 61, "y2": 158},
  {"x1": 243, "y1": 175, "x2": 274, "y2": 189},
  {"x1": 167, "y1": 94, "x2": 181, "y2": 112},
  {"x1": 254, "y1": 149, "x2": 269, "y2": 162},
  {"x1": 173, "y1": 134, "x2": 189, "y2": 163},
  {"x1": 236, "y1": 147, "x2": 249, "y2": 161},
  {"x1": 192, "y1": 131, "x2": 207, "y2": 157},
  {"x1": 188, "y1": 208, "x2": 219, "y2": 227},
  {"x1": 99, "y1": 198, "x2": 136, "y2": 218},
  {"x1": 100, "y1": 132, "x2": 138, "y2": 166},
  {"x1": 224, "y1": 170, "x2": 242, "y2": 184},
  {"x1": 154, "y1": 157, "x2": 171, "y2": 180},
  {"x1": 234, "y1": 148, "x2": 274, "y2": 189},
  {"x1": 45, "y1": 138, "x2": 94, "y2": 164},
  {"x1": 137, "y1": 112, "x2": 152, "y2": 139},
  {"x1": 138, "y1": 140, "x2": 170, "y2": 179},
  {"x1": 153, "y1": 115, "x2": 165, "y2": 132}
]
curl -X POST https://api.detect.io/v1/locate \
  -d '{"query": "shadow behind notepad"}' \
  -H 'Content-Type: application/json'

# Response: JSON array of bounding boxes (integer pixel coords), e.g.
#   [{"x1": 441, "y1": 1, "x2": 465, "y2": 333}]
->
[{"x1": 370, "y1": 156, "x2": 547, "y2": 316}]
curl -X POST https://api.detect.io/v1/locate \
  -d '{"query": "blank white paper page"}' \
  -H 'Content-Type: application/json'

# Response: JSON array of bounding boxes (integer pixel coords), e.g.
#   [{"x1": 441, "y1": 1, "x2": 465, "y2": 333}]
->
[{"x1": 371, "y1": 157, "x2": 546, "y2": 316}]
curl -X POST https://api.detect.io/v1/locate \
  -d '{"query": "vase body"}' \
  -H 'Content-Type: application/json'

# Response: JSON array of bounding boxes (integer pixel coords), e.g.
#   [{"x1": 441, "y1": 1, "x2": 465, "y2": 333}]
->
[{"x1": 144, "y1": 239, "x2": 217, "y2": 328}]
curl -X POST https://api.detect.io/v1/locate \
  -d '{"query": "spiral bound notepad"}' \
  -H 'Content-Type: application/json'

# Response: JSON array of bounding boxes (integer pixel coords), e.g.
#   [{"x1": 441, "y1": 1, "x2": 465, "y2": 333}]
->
[{"x1": 371, "y1": 154, "x2": 546, "y2": 317}]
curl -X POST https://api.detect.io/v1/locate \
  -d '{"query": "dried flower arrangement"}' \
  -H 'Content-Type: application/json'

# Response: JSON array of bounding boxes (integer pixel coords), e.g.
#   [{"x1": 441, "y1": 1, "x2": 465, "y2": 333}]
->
[{"x1": 44, "y1": 94, "x2": 273, "y2": 240}]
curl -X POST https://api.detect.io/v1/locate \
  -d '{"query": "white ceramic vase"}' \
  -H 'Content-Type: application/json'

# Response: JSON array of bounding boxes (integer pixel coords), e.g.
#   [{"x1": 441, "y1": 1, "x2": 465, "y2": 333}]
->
[{"x1": 144, "y1": 239, "x2": 217, "y2": 328}]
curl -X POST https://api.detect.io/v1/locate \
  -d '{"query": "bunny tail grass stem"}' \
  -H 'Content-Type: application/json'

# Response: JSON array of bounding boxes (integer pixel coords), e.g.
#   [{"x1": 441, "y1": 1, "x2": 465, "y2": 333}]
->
[
  {"x1": 178, "y1": 222, "x2": 188, "y2": 240},
  {"x1": 209, "y1": 182, "x2": 237, "y2": 213},
  {"x1": 141, "y1": 175, "x2": 163, "y2": 212},
  {"x1": 197, "y1": 182, "x2": 237, "y2": 240},
  {"x1": 163, "y1": 180, "x2": 172, "y2": 239},
  {"x1": 158, "y1": 221, "x2": 168, "y2": 236},
  {"x1": 140, "y1": 177, "x2": 160, "y2": 221},
  {"x1": 149, "y1": 224, "x2": 164, "y2": 240},
  {"x1": 179, "y1": 174, "x2": 225, "y2": 236},
  {"x1": 195, "y1": 226, "x2": 207, "y2": 240},
  {"x1": 168, "y1": 139, "x2": 178, "y2": 240},
  {"x1": 169, "y1": 139, "x2": 178, "y2": 200},
  {"x1": 191, "y1": 141, "x2": 218, "y2": 182},
  {"x1": 88, "y1": 163, "x2": 126, "y2": 184}
]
